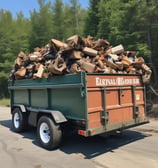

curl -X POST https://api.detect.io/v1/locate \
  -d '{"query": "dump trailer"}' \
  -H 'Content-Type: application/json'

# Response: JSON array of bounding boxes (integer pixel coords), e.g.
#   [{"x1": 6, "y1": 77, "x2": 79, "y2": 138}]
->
[{"x1": 8, "y1": 71, "x2": 148, "y2": 150}]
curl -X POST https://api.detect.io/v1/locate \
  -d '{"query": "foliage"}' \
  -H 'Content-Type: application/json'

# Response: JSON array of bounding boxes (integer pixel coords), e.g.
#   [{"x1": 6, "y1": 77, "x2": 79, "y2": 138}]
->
[
  {"x1": 97, "y1": 0, "x2": 150, "y2": 56},
  {"x1": 0, "y1": 9, "x2": 30, "y2": 98},
  {"x1": 51, "y1": 0, "x2": 64, "y2": 40},
  {"x1": 96, "y1": 0, "x2": 158, "y2": 81},
  {"x1": 29, "y1": 0, "x2": 53, "y2": 50},
  {"x1": 84, "y1": 0, "x2": 101, "y2": 38},
  {"x1": 0, "y1": 98, "x2": 10, "y2": 106}
]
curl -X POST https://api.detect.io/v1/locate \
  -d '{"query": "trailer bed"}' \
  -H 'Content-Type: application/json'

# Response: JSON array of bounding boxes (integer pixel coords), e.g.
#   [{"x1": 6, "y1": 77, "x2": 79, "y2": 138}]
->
[{"x1": 8, "y1": 71, "x2": 148, "y2": 136}]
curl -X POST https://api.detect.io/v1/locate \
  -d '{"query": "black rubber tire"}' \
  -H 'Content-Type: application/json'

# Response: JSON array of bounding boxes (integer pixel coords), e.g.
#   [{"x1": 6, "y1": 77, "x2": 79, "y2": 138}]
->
[
  {"x1": 12, "y1": 108, "x2": 28, "y2": 133},
  {"x1": 37, "y1": 116, "x2": 62, "y2": 150}
]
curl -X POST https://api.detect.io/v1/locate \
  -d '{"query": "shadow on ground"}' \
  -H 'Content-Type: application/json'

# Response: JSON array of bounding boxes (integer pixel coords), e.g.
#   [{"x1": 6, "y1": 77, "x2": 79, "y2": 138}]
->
[
  {"x1": 0, "y1": 119, "x2": 150, "y2": 159},
  {"x1": 59, "y1": 129, "x2": 150, "y2": 159},
  {"x1": 0, "y1": 119, "x2": 38, "y2": 144}
]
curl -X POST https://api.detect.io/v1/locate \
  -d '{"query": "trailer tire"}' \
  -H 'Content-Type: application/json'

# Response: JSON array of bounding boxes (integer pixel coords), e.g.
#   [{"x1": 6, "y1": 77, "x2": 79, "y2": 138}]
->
[
  {"x1": 12, "y1": 108, "x2": 28, "y2": 132},
  {"x1": 37, "y1": 116, "x2": 62, "y2": 150}
]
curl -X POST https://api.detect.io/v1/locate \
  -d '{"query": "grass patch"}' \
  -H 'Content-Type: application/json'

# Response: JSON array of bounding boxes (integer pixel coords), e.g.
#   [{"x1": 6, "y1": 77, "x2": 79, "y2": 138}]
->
[{"x1": 0, "y1": 98, "x2": 10, "y2": 106}]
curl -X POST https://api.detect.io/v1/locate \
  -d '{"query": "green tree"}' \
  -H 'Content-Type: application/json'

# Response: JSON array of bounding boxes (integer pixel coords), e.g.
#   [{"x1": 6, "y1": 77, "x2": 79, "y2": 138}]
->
[
  {"x1": 29, "y1": 0, "x2": 53, "y2": 50},
  {"x1": 97, "y1": 0, "x2": 151, "y2": 56},
  {"x1": 51, "y1": 0, "x2": 64, "y2": 40},
  {"x1": 13, "y1": 12, "x2": 30, "y2": 54},
  {"x1": 0, "y1": 10, "x2": 31, "y2": 98},
  {"x1": 69, "y1": 0, "x2": 82, "y2": 34},
  {"x1": 0, "y1": 10, "x2": 16, "y2": 98},
  {"x1": 97, "y1": 0, "x2": 128, "y2": 44},
  {"x1": 84, "y1": 0, "x2": 101, "y2": 38},
  {"x1": 136, "y1": 0, "x2": 158, "y2": 81},
  {"x1": 62, "y1": 0, "x2": 86, "y2": 38},
  {"x1": 97, "y1": 0, "x2": 158, "y2": 82}
]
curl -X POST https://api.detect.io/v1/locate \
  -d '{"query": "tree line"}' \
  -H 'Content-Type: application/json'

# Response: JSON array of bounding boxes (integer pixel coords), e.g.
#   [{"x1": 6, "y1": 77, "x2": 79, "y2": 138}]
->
[{"x1": 0, "y1": 0, "x2": 158, "y2": 98}]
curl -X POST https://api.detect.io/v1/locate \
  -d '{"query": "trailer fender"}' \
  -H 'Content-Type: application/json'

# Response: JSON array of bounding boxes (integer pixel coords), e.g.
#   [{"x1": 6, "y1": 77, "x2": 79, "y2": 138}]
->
[
  {"x1": 48, "y1": 110, "x2": 67, "y2": 124},
  {"x1": 24, "y1": 107, "x2": 67, "y2": 127},
  {"x1": 11, "y1": 104, "x2": 26, "y2": 113}
]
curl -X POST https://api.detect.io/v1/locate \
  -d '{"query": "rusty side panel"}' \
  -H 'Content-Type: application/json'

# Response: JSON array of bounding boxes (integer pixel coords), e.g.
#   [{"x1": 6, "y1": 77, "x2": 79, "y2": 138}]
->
[
  {"x1": 119, "y1": 88, "x2": 133, "y2": 106},
  {"x1": 88, "y1": 112, "x2": 102, "y2": 128},
  {"x1": 86, "y1": 74, "x2": 146, "y2": 130},
  {"x1": 106, "y1": 87, "x2": 134, "y2": 124},
  {"x1": 87, "y1": 88, "x2": 103, "y2": 128},
  {"x1": 108, "y1": 107, "x2": 133, "y2": 123},
  {"x1": 106, "y1": 89, "x2": 119, "y2": 107}
]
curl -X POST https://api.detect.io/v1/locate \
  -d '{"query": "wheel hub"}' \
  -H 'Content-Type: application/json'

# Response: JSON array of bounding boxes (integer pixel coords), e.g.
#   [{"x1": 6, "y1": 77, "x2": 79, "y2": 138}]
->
[
  {"x1": 14, "y1": 112, "x2": 20, "y2": 128},
  {"x1": 40, "y1": 122, "x2": 50, "y2": 143}
]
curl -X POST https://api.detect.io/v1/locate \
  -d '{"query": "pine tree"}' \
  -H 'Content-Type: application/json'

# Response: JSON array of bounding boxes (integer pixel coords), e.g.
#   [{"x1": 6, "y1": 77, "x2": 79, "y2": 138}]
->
[
  {"x1": 29, "y1": 0, "x2": 53, "y2": 50},
  {"x1": 52, "y1": 0, "x2": 64, "y2": 40},
  {"x1": 84, "y1": 0, "x2": 101, "y2": 38}
]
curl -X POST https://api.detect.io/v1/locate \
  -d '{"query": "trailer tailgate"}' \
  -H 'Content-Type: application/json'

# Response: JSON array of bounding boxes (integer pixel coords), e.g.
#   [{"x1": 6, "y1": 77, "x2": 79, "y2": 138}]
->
[{"x1": 84, "y1": 74, "x2": 148, "y2": 136}]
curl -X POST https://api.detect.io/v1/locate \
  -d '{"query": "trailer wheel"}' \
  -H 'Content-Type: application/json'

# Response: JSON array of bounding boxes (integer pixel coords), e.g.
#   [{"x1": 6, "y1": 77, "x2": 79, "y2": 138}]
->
[
  {"x1": 37, "y1": 116, "x2": 62, "y2": 150},
  {"x1": 12, "y1": 108, "x2": 28, "y2": 132}
]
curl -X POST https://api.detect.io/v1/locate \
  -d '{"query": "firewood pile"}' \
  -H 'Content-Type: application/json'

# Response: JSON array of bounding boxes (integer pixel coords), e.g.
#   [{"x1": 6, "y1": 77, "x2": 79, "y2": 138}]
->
[{"x1": 10, "y1": 35, "x2": 152, "y2": 83}]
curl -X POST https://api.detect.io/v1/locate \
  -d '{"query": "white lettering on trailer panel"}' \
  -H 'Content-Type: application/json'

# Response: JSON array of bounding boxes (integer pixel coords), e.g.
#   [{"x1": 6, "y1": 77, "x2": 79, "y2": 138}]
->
[{"x1": 96, "y1": 77, "x2": 140, "y2": 86}]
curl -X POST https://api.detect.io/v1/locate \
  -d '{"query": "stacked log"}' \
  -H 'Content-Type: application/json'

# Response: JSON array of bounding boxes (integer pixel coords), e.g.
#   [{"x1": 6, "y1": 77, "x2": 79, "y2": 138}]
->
[{"x1": 10, "y1": 35, "x2": 152, "y2": 83}]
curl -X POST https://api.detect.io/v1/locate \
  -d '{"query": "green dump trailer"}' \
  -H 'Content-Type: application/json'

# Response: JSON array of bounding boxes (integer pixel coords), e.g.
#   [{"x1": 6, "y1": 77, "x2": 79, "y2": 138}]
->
[{"x1": 8, "y1": 71, "x2": 149, "y2": 150}]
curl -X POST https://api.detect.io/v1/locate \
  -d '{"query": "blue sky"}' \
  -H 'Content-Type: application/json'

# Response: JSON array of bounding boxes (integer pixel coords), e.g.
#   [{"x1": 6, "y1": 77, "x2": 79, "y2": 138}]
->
[{"x1": 0, "y1": 0, "x2": 89, "y2": 18}]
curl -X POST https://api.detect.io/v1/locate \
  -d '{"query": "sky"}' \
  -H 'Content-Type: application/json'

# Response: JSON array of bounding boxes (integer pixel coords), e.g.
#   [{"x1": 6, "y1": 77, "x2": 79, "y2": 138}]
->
[{"x1": 0, "y1": 0, "x2": 89, "y2": 18}]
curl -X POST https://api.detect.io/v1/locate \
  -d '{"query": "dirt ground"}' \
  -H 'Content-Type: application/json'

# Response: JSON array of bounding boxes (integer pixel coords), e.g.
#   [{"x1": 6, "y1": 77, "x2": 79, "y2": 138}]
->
[
  {"x1": 1, "y1": 106, "x2": 158, "y2": 168},
  {"x1": 147, "y1": 103, "x2": 158, "y2": 119},
  {"x1": 146, "y1": 86, "x2": 158, "y2": 119}
]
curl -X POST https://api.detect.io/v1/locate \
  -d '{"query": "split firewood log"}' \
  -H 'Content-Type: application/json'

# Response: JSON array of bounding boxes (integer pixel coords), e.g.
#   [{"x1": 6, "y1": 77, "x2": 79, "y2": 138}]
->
[
  {"x1": 121, "y1": 56, "x2": 131, "y2": 68},
  {"x1": 76, "y1": 59, "x2": 96, "y2": 73},
  {"x1": 92, "y1": 39, "x2": 110, "y2": 50},
  {"x1": 66, "y1": 35, "x2": 85, "y2": 49},
  {"x1": 51, "y1": 39, "x2": 68, "y2": 48},
  {"x1": 69, "y1": 50, "x2": 83, "y2": 59},
  {"x1": 132, "y1": 57, "x2": 145, "y2": 68},
  {"x1": 10, "y1": 34, "x2": 152, "y2": 83},
  {"x1": 48, "y1": 57, "x2": 66, "y2": 75},
  {"x1": 108, "y1": 44, "x2": 124, "y2": 55},
  {"x1": 69, "y1": 63, "x2": 81, "y2": 73},
  {"x1": 15, "y1": 66, "x2": 27, "y2": 80},
  {"x1": 82, "y1": 35, "x2": 93, "y2": 47},
  {"x1": 83, "y1": 47, "x2": 98, "y2": 57},
  {"x1": 33, "y1": 64, "x2": 44, "y2": 78}
]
